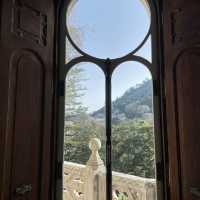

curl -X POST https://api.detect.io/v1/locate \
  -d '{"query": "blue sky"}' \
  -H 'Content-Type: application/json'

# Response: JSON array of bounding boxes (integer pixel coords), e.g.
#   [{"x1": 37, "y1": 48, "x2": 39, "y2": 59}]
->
[{"x1": 66, "y1": 0, "x2": 152, "y2": 112}]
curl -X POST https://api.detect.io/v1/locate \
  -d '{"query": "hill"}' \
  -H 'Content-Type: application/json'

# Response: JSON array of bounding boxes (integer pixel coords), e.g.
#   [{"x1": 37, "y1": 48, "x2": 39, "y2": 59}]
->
[{"x1": 91, "y1": 80, "x2": 153, "y2": 123}]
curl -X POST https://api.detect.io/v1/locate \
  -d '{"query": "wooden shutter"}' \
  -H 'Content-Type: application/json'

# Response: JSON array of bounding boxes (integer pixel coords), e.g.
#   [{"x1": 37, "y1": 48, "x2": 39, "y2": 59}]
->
[
  {"x1": 163, "y1": 0, "x2": 200, "y2": 199},
  {"x1": 0, "y1": 0, "x2": 55, "y2": 199}
]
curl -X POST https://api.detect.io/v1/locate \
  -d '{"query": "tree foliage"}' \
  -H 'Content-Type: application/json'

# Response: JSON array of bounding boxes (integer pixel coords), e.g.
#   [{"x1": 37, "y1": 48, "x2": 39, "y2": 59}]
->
[
  {"x1": 92, "y1": 80, "x2": 153, "y2": 123},
  {"x1": 112, "y1": 120, "x2": 155, "y2": 178},
  {"x1": 64, "y1": 114, "x2": 106, "y2": 163},
  {"x1": 65, "y1": 117, "x2": 155, "y2": 178},
  {"x1": 64, "y1": 78, "x2": 156, "y2": 178},
  {"x1": 64, "y1": 24, "x2": 155, "y2": 179}
]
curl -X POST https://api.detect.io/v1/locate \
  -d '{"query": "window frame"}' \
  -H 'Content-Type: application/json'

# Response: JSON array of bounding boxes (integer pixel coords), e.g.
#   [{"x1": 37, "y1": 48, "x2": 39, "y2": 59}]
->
[{"x1": 55, "y1": 0, "x2": 167, "y2": 200}]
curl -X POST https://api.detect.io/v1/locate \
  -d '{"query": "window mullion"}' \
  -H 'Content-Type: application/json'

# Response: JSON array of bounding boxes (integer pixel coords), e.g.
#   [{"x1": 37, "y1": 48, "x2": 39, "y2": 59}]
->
[{"x1": 105, "y1": 60, "x2": 112, "y2": 200}]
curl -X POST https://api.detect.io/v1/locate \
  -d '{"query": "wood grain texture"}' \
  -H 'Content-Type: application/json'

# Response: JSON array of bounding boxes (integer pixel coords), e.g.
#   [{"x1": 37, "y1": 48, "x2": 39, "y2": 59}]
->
[
  {"x1": 0, "y1": 0, "x2": 56, "y2": 199},
  {"x1": 163, "y1": 0, "x2": 200, "y2": 199},
  {"x1": 9, "y1": 51, "x2": 44, "y2": 200},
  {"x1": 175, "y1": 48, "x2": 200, "y2": 200}
]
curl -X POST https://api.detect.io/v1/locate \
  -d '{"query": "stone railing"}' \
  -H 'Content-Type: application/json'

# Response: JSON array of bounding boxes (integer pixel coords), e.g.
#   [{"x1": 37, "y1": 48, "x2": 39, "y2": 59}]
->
[{"x1": 63, "y1": 138, "x2": 156, "y2": 200}]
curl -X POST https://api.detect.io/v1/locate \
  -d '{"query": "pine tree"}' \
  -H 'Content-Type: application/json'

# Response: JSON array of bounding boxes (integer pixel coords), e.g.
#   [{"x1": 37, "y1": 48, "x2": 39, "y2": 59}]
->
[
  {"x1": 64, "y1": 25, "x2": 88, "y2": 158},
  {"x1": 65, "y1": 66, "x2": 87, "y2": 118}
]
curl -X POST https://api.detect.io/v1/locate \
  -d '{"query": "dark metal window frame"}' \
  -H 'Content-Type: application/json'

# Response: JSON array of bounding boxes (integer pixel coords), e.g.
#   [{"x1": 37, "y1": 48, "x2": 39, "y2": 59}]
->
[{"x1": 56, "y1": 0, "x2": 167, "y2": 200}]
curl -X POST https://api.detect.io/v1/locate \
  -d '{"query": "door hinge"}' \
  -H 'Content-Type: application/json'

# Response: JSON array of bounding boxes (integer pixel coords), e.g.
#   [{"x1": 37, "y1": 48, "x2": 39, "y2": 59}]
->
[
  {"x1": 156, "y1": 162, "x2": 164, "y2": 181},
  {"x1": 57, "y1": 161, "x2": 63, "y2": 180},
  {"x1": 15, "y1": 184, "x2": 32, "y2": 195},
  {"x1": 161, "y1": 12, "x2": 164, "y2": 26},
  {"x1": 58, "y1": 80, "x2": 65, "y2": 97},
  {"x1": 153, "y1": 79, "x2": 160, "y2": 97}
]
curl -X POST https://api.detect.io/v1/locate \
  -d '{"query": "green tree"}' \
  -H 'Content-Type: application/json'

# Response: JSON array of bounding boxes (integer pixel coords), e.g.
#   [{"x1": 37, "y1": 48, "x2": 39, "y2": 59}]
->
[
  {"x1": 64, "y1": 115, "x2": 106, "y2": 163},
  {"x1": 64, "y1": 25, "x2": 155, "y2": 178},
  {"x1": 65, "y1": 67, "x2": 87, "y2": 119},
  {"x1": 65, "y1": 117, "x2": 155, "y2": 179},
  {"x1": 112, "y1": 120, "x2": 155, "y2": 178},
  {"x1": 64, "y1": 25, "x2": 90, "y2": 159},
  {"x1": 64, "y1": 65, "x2": 89, "y2": 154}
]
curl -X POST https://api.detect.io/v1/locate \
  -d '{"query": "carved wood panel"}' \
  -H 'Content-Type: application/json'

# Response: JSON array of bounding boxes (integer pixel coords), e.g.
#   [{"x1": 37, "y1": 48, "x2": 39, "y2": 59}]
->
[
  {"x1": 175, "y1": 48, "x2": 200, "y2": 200},
  {"x1": 12, "y1": 0, "x2": 47, "y2": 46},
  {"x1": 8, "y1": 50, "x2": 44, "y2": 200},
  {"x1": 163, "y1": 0, "x2": 200, "y2": 199},
  {"x1": 170, "y1": 6, "x2": 200, "y2": 46},
  {"x1": 0, "y1": 0, "x2": 55, "y2": 199}
]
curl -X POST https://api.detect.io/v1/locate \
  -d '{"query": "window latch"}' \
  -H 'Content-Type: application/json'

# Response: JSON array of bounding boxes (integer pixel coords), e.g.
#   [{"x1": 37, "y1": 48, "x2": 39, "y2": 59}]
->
[{"x1": 15, "y1": 184, "x2": 32, "y2": 195}]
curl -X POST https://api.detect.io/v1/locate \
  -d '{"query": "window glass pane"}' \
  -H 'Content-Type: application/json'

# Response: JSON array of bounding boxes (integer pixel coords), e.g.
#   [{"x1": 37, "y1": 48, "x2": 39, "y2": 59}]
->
[
  {"x1": 67, "y1": 0, "x2": 150, "y2": 59},
  {"x1": 111, "y1": 62, "x2": 157, "y2": 200},
  {"x1": 135, "y1": 36, "x2": 152, "y2": 63},
  {"x1": 65, "y1": 37, "x2": 82, "y2": 63},
  {"x1": 63, "y1": 63, "x2": 106, "y2": 200}
]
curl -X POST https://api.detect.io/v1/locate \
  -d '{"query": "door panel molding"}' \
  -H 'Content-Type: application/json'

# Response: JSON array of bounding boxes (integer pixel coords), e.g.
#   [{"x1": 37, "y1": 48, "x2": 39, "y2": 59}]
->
[
  {"x1": 163, "y1": 1, "x2": 200, "y2": 198},
  {"x1": 0, "y1": 0, "x2": 55, "y2": 198},
  {"x1": 8, "y1": 50, "x2": 45, "y2": 199},
  {"x1": 173, "y1": 47, "x2": 200, "y2": 200}
]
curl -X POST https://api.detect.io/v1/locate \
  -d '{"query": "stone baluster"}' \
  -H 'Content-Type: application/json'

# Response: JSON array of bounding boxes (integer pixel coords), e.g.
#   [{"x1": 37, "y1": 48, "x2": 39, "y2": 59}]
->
[
  {"x1": 84, "y1": 138, "x2": 106, "y2": 200},
  {"x1": 112, "y1": 191, "x2": 118, "y2": 200},
  {"x1": 143, "y1": 182, "x2": 156, "y2": 200}
]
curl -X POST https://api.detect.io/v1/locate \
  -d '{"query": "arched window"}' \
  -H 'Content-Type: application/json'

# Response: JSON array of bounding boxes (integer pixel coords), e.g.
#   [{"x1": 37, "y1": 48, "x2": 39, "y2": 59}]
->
[{"x1": 57, "y1": 0, "x2": 165, "y2": 200}]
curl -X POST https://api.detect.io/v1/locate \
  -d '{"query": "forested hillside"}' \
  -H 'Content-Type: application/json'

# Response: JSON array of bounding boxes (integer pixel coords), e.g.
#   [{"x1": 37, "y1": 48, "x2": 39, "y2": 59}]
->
[
  {"x1": 64, "y1": 67, "x2": 155, "y2": 178},
  {"x1": 64, "y1": 8, "x2": 156, "y2": 180},
  {"x1": 91, "y1": 80, "x2": 153, "y2": 123}
]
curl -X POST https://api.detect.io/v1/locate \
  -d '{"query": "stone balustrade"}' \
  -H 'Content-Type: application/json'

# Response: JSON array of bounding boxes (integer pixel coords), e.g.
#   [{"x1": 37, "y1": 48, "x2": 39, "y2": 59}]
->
[{"x1": 63, "y1": 138, "x2": 156, "y2": 200}]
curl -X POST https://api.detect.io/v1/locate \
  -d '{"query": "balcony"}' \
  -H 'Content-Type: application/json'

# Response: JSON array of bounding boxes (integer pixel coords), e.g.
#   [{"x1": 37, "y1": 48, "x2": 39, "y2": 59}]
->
[{"x1": 63, "y1": 138, "x2": 156, "y2": 200}]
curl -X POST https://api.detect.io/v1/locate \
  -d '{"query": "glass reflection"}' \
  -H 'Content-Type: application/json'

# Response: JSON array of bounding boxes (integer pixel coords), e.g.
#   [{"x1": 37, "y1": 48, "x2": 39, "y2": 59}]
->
[
  {"x1": 112, "y1": 62, "x2": 157, "y2": 200},
  {"x1": 63, "y1": 63, "x2": 106, "y2": 200},
  {"x1": 67, "y1": 0, "x2": 150, "y2": 59}
]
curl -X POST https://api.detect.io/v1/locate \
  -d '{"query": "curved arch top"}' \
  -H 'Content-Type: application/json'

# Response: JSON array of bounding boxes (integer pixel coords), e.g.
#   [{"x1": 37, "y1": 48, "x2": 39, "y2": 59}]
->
[
  {"x1": 57, "y1": 1, "x2": 164, "y2": 200},
  {"x1": 63, "y1": 54, "x2": 155, "y2": 79},
  {"x1": 63, "y1": 0, "x2": 154, "y2": 61}
]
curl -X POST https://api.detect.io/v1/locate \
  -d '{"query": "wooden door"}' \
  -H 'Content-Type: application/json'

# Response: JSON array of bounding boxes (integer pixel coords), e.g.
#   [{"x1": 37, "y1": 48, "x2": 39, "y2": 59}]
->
[
  {"x1": 163, "y1": 0, "x2": 200, "y2": 199},
  {"x1": 0, "y1": 0, "x2": 56, "y2": 199}
]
